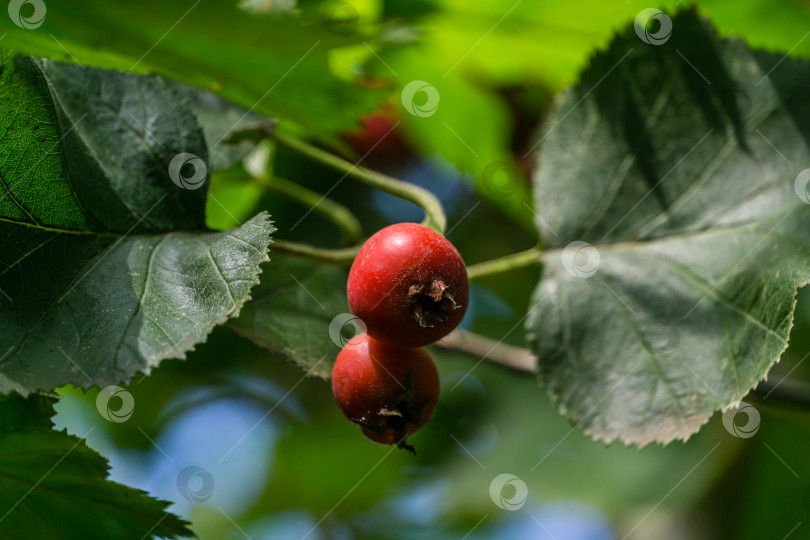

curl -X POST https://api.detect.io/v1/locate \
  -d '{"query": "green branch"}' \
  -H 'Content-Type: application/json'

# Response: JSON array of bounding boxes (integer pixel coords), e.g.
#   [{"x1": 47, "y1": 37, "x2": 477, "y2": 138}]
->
[
  {"x1": 257, "y1": 174, "x2": 363, "y2": 244},
  {"x1": 465, "y1": 246, "x2": 543, "y2": 280},
  {"x1": 274, "y1": 132, "x2": 447, "y2": 234},
  {"x1": 271, "y1": 239, "x2": 359, "y2": 265},
  {"x1": 435, "y1": 330, "x2": 537, "y2": 373}
]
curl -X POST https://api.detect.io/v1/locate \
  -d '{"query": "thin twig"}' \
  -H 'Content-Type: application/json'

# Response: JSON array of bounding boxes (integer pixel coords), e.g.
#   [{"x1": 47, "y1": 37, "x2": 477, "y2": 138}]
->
[
  {"x1": 271, "y1": 239, "x2": 359, "y2": 265},
  {"x1": 466, "y1": 245, "x2": 543, "y2": 280},
  {"x1": 435, "y1": 329, "x2": 537, "y2": 373},
  {"x1": 275, "y1": 131, "x2": 447, "y2": 234}
]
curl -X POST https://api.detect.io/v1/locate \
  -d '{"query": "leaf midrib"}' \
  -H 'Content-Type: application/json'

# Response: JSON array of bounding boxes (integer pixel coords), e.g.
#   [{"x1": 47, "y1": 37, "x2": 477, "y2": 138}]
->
[
  {"x1": 0, "y1": 216, "x2": 119, "y2": 237},
  {"x1": 0, "y1": 215, "x2": 207, "y2": 237},
  {"x1": 646, "y1": 250, "x2": 788, "y2": 344},
  {"x1": 593, "y1": 271, "x2": 689, "y2": 423}
]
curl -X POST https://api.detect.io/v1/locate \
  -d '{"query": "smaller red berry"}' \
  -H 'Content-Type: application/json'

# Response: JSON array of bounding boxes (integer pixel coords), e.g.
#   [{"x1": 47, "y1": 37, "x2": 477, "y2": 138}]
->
[
  {"x1": 342, "y1": 106, "x2": 409, "y2": 166},
  {"x1": 331, "y1": 333, "x2": 440, "y2": 452},
  {"x1": 347, "y1": 222, "x2": 469, "y2": 348}
]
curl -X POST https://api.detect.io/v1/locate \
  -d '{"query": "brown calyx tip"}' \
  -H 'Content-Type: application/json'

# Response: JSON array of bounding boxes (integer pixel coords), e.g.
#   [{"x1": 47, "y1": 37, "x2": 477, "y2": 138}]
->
[
  {"x1": 397, "y1": 438, "x2": 416, "y2": 455},
  {"x1": 408, "y1": 279, "x2": 462, "y2": 328}
]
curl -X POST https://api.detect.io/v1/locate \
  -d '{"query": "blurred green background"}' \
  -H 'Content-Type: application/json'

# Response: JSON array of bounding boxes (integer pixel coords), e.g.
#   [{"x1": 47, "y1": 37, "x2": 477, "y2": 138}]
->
[{"x1": 4, "y1": 0, "x2": 806, "y2": 537}]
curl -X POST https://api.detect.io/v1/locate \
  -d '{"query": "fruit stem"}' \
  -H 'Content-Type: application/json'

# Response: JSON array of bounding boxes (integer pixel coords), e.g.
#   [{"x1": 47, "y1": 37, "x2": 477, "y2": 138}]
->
[
  {"x1": 271, "y1": 239, "x2": 360, "y2": 265},
  {"x1": 257, "y1": 174, "x2": 363, "y2": 244},
  {"x1": 465, "y1": 245, "x2": 543, "y2": 280},
  {"x1": 274, "y1": 131, "x2": 447, "y2": 234},
  {"x1": 436, "y1": 330, "x2": 537, "y2": 373}
]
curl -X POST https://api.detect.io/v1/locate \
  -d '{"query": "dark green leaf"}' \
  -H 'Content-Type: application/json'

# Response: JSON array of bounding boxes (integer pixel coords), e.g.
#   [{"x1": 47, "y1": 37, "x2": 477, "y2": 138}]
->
[
  {"x1": 0, "y1": 53, "x2": 274, "y2": 394},
  {"x1": 0, "y1": 0, "x2": 385, "y2": 141},
  {"x1": 0, "y1": 393, "x2": 192, "y2": 539},
  {"x1": 168, "y1": 82, "x2": 274, "y2": 172},
  {"x1": 527, "y1": 10, "x2": 810, "y2": 446},
  {"x1": 227, "y1": 256, "x2": 349, "y2": 378}
]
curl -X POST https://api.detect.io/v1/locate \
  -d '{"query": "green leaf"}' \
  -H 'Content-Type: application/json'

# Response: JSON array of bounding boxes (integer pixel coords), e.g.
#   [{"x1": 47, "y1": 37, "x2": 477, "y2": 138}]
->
[
  {"x1": 0, "y1": 52, "x2": 274, "y2": 395},
  {"x1": 0, "y1": 392, "x2": 192, "y2": 539},
  {"x1": 380, "y1": 46, "x2": 531, "y2": 230},
  {"x1": 526, "y1": 10, "x2": 810, "y2": 446},
  {"x1": 227, "y1": 256, "x2": 349, "y2": 378},
  {"x1": 0, "y1": 0, "x2": 385, "y2": 141},
  {"x1": 372, "y1": 1, "x2": 810, "y2": 232},
  {"x1": 374, "y1": 0, "x2": 691, "y2": 232},
  {"x1": 699, "y1": 0, "x2": 810, "y2": 59},
  {"x1": 381, "y1": 1, "x2": 808, "y2": 91},
  {"x1": 205, "y1": 166, "x2": 266, "y2": 232},
  {"x1": 401, "y1": 0, "x2": 674, "y2": 87},
  {"x1": 169, "y1": 81, "x2": 274, "y2": 172}
]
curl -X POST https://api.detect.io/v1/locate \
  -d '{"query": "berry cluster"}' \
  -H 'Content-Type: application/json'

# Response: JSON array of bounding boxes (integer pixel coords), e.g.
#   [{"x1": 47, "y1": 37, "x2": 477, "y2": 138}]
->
[{"x1": 332, "y1": 223, "x2": 469, "y2": 452}]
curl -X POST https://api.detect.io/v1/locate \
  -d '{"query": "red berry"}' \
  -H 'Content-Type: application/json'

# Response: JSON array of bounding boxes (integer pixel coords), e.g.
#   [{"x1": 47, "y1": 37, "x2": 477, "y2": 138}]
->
[
  {"x1": 331, "y1": 333, "x2": 440, "y2": 452},
  {"x1": 341, "y1": 105, "x2": 410, "y2": 166},
  {"x1": 347, "y1": 223, "x2": 468, "y2": 348}
]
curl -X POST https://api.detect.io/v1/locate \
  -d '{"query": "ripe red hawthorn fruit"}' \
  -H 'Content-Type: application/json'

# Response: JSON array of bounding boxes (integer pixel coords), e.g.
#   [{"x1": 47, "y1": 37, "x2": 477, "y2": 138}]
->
[
  {"x1": 347, "y1": 222, "x2": 468, "y2": 349},
  {"x1": 331, "y1": 333, "x2": 440, "y2": 452},
  {"x1": 341, "y1": 105, "x2": 410, "y2": 166}
]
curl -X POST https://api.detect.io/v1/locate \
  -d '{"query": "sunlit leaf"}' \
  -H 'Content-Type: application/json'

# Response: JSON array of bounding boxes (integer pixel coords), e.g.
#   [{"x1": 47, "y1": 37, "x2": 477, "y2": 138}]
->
[{"x1": 527, "y1": 10, "x2": 810, "y2": 446}]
